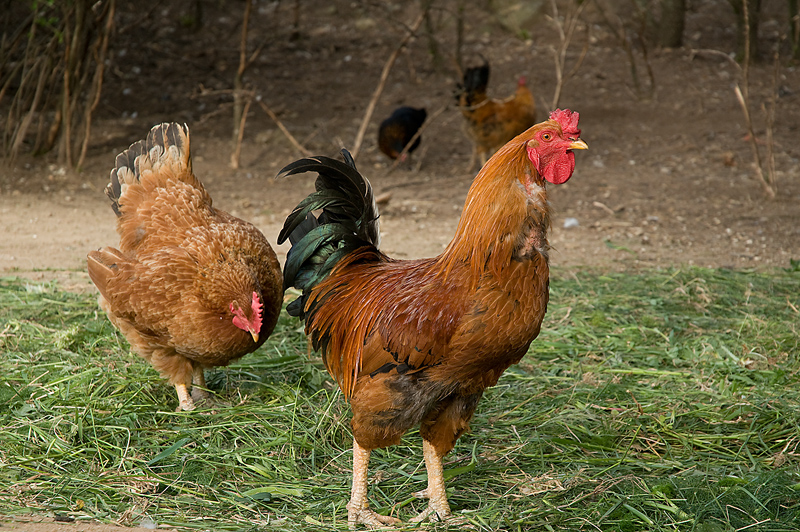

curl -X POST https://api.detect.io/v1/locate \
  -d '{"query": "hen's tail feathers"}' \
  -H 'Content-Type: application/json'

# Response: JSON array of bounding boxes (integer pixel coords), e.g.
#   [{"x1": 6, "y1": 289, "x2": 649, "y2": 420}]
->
[
  {"x1": 106, "y1": 122, "x2": 198, "y2": 216},
  {"x1": 277, "y1": 149, "x2": 380, "y2": 318}
]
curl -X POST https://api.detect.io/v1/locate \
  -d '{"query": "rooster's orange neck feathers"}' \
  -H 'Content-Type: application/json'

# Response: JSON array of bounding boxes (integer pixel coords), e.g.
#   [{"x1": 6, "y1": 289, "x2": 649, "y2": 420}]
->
[{"x1": 439, "y1": 111, "x2": 582, "y2": 283}]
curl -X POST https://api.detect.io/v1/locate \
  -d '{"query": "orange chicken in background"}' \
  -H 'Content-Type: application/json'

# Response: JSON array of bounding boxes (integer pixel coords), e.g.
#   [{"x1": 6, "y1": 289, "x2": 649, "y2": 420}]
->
[
  {"x1": 88, "y1": 123, "x2": 282, "y2": 411},
  {"x1": 279, "y1": 109, "x2": 587, "y2": 527},
  {"x1": 456, "y1": 61, "x2": 537, "y2": 170}
]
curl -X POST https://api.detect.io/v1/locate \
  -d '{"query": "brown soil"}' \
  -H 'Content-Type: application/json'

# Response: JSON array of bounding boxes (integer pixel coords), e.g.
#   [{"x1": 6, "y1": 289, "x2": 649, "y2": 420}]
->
[
  {"x1": 1, "y1": 0, "x2": 798, "y2": 528},
  {"x1": 0, "y1": 518, "x2": 171, "y2": 532},
  {"x1": 2, "y1": 1, "x2": 799, "y2": 293},
  {"x1": 2, "y1": 0, "x2": 799, "y2": 293}
]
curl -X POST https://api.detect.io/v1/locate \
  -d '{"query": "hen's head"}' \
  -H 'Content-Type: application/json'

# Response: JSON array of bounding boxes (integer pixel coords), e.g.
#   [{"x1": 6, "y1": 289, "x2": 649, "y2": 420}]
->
[
  {"x1": 230, "y1": 291, "x2": 263, "y2": 343},
  {"x1": 526, "y1": 109, "x2": 587, "y2": 185}
]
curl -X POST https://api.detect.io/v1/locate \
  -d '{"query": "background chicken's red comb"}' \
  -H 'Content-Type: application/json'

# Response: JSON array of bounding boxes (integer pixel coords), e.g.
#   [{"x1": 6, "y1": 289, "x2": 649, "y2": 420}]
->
[{"x1": 549, "y1": 109, "x2": 580, "y2": 135}]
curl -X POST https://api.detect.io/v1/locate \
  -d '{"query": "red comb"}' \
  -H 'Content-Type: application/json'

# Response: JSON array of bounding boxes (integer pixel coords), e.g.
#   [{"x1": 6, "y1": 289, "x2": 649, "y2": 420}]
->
[
  {"x1": 251, "y1": 291, "x2": 263, "y2": 328},
  {"x1": 549, "y1": 109, "x2": 580, "y2": 135}
]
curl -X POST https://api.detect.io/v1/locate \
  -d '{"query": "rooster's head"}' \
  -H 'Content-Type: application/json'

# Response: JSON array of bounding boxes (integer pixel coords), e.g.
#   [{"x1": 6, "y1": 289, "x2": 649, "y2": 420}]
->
[{"x1": 525, "y1": 108, "x2": 588, "y2": 185}]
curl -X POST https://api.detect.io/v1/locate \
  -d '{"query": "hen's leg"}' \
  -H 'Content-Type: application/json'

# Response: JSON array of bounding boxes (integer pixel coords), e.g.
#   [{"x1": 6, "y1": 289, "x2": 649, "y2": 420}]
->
[
  {"x1": 190, "y1": 365, "x2": 211, "y2": 404},
  {"x1": 174, "y1": 383, "x2": 195, "y2": 411},
  {"x1": 410, "y1": 439, "x2": 452, "y2": 522},
  {"x1": 346, "y1": 438, "x2": 401, "y2": 529}
]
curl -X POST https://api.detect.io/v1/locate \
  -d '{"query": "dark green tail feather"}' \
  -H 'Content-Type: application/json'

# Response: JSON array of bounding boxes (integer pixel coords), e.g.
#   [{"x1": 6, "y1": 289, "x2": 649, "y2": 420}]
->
[{"x1": 278, "y1": 149, "x2": 380, "y2": 318}]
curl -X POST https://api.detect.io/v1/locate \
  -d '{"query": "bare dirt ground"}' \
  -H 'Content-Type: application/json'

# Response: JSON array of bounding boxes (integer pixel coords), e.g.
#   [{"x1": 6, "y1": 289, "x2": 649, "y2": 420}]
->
[
  {"x1": 1, "y1": 0, "x2": 799, "y2": 528},
  {"x1": 2, "y1": 1, "x2": 799, "y2": 296}
]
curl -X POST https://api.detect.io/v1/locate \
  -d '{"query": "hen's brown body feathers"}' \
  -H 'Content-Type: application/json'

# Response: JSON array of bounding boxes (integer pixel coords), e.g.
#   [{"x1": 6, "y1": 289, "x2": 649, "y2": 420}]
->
[{"x1": 88, "y1": 123, "x2": 282, "y2": 411}]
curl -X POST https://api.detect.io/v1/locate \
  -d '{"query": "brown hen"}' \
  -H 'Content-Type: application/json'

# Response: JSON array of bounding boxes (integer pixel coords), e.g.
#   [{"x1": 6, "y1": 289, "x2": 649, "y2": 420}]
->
[
  {"x1": 88, "y1": 123, "x2": 282, "y2": 411},
  {"x1": 456, "y1": 61, "x2": 537, "y2": 170}
]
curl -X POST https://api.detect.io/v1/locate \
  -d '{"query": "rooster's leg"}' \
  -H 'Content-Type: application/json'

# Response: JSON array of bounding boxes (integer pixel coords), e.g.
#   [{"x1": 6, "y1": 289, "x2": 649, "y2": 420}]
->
[
  {"x1": 410, "y1": 439, "x2": 452, "y2": 522},
  {"x1": 190, "y1": 365, "x2": 211, "y2": 403},
  {"x1": 174, "y1": 383, "x2": 195, "y2": 411},
  {"x1": 346, "y1": 438, "x2": 401, "y2": 529}
]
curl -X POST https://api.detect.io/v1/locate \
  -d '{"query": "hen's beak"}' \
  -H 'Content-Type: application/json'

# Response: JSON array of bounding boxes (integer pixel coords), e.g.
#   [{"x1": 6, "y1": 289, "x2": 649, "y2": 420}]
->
[
  {"x1": 569, "y1": 139, "x2": 588, "y2": 150},
  {"x1": 249, "y1": 330, "x2": 259, "y2": 343}
]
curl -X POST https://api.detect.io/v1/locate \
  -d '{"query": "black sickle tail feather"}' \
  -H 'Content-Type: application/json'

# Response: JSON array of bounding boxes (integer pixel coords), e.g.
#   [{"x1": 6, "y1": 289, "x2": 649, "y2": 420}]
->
[{"x1": 277, "y1": 149, "x2": 380, "y2": 318}]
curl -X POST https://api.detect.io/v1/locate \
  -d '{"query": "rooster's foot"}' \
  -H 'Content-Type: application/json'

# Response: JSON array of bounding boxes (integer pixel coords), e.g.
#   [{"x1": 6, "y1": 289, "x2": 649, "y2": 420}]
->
[
  {"x1": 347, "y1": 506, "x2": 401, "y2": 530},
  {"x1": 410, "y1": 507, "x2": 470, "y2": 526},
  {"x1": 409, "y1": 504, "x2": 449, "y2": 523}
]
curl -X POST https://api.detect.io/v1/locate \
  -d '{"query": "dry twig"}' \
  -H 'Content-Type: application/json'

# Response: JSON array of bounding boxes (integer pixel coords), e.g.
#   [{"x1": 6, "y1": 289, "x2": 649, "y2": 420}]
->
[
  {"x1": 257, "y1": 99, "x2": 311, "y2": 157},
  {"x1": 3, "y1": 1, "x2": 115, "y2": 166},
  {"x1": 231, "y1": 94, "x2": 254, "y2": 169},
  {"x1": 351, "y1": 11, "x2": 426, "y2": 160}
]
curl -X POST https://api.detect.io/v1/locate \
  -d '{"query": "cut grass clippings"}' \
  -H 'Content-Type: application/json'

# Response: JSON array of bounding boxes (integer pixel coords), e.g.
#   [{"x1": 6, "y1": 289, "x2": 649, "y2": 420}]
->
[{"x1": 0, "y1": 267, "x2": 798, "y2": 531}]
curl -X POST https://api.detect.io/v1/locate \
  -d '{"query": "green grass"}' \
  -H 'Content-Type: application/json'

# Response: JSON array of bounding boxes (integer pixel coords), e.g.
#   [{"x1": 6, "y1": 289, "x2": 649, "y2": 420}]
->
[{"x1": 1, "y1": 267, "x2": 798, "y2": 531}]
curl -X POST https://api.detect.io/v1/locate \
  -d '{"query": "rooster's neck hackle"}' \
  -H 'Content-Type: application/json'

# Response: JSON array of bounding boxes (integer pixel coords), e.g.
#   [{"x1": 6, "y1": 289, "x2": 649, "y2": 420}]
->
[{"x1": 439, "y1": 131, "x2": 550, "y2": 282}]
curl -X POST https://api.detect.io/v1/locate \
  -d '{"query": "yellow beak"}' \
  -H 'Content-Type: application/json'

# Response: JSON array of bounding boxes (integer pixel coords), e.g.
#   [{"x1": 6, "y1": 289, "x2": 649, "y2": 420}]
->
[
  {"x1": 250, "y1": 330, "x2": 259, "y2": 343},
  {"x1": 569, "y1": 139, "x2": 588, "y2": 150}
]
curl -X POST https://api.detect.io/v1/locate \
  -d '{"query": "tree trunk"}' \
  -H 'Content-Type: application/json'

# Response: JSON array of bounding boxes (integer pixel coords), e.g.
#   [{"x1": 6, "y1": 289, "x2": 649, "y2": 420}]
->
[
  {"x1": 790, "y1": 0, "x2": 800, "y2": 59},
  {"x1": 658, "y1": 0, "x2": 685, "y2": 47}
]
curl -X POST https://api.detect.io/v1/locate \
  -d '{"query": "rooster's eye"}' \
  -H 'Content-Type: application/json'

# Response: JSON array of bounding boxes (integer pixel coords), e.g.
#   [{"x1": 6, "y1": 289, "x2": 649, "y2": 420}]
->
[{"x1": 542, "y1": 133, "x2": 551, "y2": 141}]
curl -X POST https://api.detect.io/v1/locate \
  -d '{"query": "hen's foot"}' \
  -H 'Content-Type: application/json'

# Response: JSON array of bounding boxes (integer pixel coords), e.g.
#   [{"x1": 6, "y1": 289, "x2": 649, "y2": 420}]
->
[
  {"x1": 190, "y1": 386, "x2": 211, "y2": 403},
  {"x1": 175, "y1": 399, "x2": 195, "y2": 412},
  {"x1": 347, "y1": 506, "x2": 401, "y2": 530},
  {"x1": 191, "y1": 387, "x2": 225, "y2": 409}
]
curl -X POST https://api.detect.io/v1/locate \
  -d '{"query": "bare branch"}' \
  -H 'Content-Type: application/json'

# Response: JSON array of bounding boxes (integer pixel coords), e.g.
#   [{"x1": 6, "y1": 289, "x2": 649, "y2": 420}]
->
[
  {"x1": 231, "y1": 93, "x2": 253, "y2": 169},
  {"x1": 77, "y1": 0, "x2": 115, "y2": 169},
  {"x1": 257, "y1": 99, "x2": 312, "y2": 157},
  {"x1": 548, "y1": 0, "x2": 591, "y2": 110},
  {"x1": 734, "y1": 85, "x2": 775, "y2": 198},
  {"x1": 351, "y1": 10, "x2": 426, "y2": 160},
  {"x1": 233, "y1": 0, "x2": 254, "y2": 145}
]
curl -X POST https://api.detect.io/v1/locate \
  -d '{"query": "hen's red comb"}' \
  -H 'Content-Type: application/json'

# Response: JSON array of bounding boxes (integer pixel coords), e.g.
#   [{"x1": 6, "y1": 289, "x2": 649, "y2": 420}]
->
[{"x1": 550, "y1": 109, "x2": 580, "y2": 136}]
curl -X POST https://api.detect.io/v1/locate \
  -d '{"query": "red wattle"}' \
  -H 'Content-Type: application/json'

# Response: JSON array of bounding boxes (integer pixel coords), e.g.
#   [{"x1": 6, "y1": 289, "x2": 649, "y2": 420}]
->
[{"x1": 543, "y1": 152, "x2": 575, "y2": 185}]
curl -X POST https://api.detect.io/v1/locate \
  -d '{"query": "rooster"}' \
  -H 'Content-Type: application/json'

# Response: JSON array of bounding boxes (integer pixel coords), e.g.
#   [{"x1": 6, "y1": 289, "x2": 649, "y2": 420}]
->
[
  {"x1": 456, "y1": 61, "x2": 537, "y2": 170},
  {"x1": 278, "y1": 109, "x2": 586, "y2": 527},
  {"x1": 377, "y1": 106, "x2": 427, "y2": 160},
  {"x1": 87, "y1": 123, "x2": 283, "y2": 411}
]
